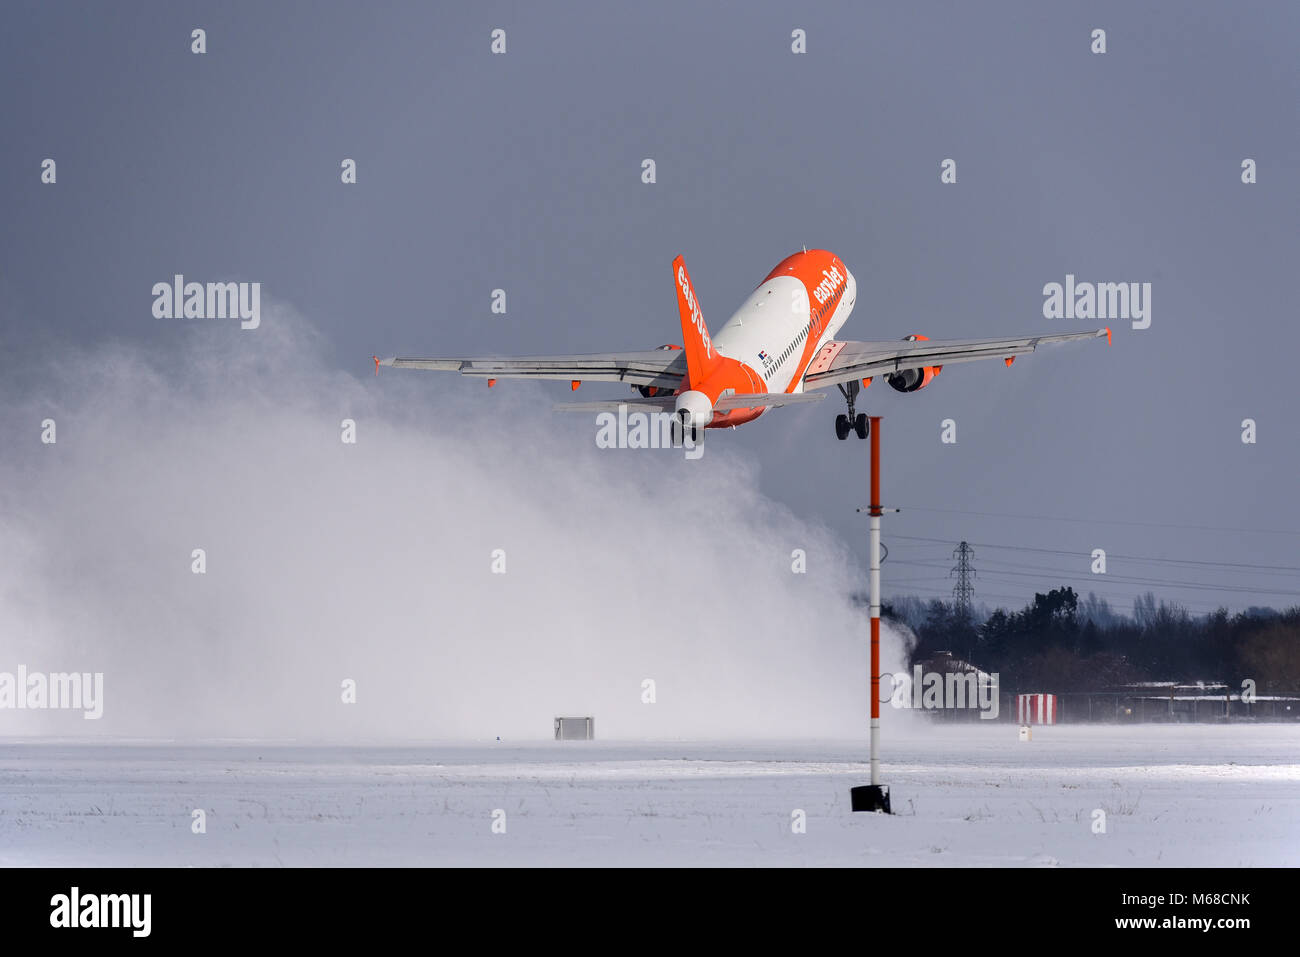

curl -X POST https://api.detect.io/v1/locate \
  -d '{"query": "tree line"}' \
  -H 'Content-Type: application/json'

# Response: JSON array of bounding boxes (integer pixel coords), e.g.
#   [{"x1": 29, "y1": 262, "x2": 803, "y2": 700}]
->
[{"x1": 871, "y1": 588, "x2": 1300, "y2": 692}]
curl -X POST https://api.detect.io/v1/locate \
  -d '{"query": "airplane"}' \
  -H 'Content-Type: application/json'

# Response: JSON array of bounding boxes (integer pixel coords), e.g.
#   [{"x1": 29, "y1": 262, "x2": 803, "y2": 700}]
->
[{"x1": 374, "y1": 249, "x2": 1109, "y2": 441}]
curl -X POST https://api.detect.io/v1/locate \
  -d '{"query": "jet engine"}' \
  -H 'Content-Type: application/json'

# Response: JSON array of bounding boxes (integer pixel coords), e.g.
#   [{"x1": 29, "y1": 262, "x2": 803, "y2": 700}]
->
[
  {"x1": 887, "y1": 366, "x2": 939, "y2": 392},
  {"x1": 673, "y1": 389, "x2": 713, "y2": 430},
  {"x1": 887, "y1": 335, "x2": 941, "y2": 392}
]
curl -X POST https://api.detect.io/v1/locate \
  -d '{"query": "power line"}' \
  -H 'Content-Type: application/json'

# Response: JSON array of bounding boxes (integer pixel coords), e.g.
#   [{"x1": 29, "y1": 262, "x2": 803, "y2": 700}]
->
[
  {"x1": 886, "y1": 556, "x2": 1300, "y2": 607},
  {"x1": 886, "y1": 534, "x2": 1300, "y2": 574},
  {"x1": 895, "y1": 504, "x2": 1300, "y2": 538},
  {"x1": 884, "y1": 582, "x2": 1243, "y2": 614},
  {"x1": 972, "y1": 571, "x2": 1300, "y2": 598},
  {"x1": 877, "y1": 527, "x2": 1300, "y2": 612},
  {"x1": 888, "y1": 562, "x2": 1300, "y2": 599},
  {"x1": 964, "y1": 557, "x2": 1300, "y2": 595},
  {"x1": 973, "y1": 555, "x2": 1299, "y2": 581}
]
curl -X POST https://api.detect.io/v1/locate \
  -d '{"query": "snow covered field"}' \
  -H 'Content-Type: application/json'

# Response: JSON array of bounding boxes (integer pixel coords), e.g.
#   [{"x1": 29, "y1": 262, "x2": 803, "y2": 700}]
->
[{"x1": 1, "y1": 724, "x2": 1296, "y2": 867}]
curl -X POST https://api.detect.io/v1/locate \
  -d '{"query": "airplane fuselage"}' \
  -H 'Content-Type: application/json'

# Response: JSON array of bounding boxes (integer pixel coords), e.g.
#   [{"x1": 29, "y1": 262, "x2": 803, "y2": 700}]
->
[{"x1": 691, "y1": 250, "x2": 857, "y2": 427}]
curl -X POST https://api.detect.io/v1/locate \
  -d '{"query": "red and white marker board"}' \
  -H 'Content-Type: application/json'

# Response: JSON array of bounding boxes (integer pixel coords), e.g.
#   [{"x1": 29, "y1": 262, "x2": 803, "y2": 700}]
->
[{"x1": 1017, "y1": 693, "x2": 1057, "y2": 725}]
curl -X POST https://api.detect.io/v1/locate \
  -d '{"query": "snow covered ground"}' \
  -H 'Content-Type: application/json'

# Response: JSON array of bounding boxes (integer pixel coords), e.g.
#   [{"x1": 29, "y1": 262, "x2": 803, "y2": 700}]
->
[{"x1": 1, "y1": 724, "x2": 1296, "y2": 867}]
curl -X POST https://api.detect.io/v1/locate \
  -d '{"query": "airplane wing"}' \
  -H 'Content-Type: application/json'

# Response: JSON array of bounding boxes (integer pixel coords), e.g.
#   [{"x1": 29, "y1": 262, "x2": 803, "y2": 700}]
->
[
  {"x1": 802, "y1": 329, "x2": 1109, "y2": 390},
  {"x1": 552, "y1": 392, "x2": 825, "y2": 414},
  {"x1": 377, "y1": 350, "x2": 687, "y2": 390}
]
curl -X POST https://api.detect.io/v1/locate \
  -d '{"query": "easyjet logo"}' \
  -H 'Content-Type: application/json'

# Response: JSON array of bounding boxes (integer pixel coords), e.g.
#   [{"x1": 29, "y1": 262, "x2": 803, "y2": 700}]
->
[
  {"x1": 677, "y1": 265, "x2": 712, "y2": 357},
  {"x1": 812, "y1": 266, "x2": 845, "y2": 305}
]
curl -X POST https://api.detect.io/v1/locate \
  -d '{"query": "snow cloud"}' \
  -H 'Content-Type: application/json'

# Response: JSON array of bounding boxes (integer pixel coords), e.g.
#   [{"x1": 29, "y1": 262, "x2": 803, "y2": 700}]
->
[{"x1": 0, "y1": 302, "x2": 907, "y2": 740}]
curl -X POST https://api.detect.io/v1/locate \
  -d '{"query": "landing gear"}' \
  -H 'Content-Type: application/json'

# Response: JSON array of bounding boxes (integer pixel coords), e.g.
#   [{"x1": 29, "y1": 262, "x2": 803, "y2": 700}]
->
[{"x1": 835, "y1": 381, "x2": 870, "y2": 440}]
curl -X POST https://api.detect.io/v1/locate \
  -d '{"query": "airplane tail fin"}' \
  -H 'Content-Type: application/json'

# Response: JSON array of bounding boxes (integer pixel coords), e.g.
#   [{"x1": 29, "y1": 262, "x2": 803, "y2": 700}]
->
[{"x1": 672, "y1": 255, "x2": 721, "y2": 387}]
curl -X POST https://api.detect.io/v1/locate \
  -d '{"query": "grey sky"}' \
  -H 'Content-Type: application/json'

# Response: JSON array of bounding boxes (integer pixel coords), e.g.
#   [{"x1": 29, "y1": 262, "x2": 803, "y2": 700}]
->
[{"x1": 3, "y1": 1, "x2": 1299, "y2": 616}]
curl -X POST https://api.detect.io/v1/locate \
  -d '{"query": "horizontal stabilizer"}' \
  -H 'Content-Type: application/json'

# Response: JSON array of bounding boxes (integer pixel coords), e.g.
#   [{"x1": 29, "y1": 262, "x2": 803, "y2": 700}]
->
[
  {"x1": 714, "y1": 391, "x2": 824, "y2": 411},
  {"x1": 553, "y1": 396, "x2": 677, "y2": 414},
  {"x1": 553, "y1": 392, "x2": 824, "y2": 414}
]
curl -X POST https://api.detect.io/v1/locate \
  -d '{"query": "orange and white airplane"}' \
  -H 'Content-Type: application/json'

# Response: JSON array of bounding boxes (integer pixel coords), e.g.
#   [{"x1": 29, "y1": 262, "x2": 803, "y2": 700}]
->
[{"x1": 376, "y1": 249, "x2": 1108, "y2": 441}]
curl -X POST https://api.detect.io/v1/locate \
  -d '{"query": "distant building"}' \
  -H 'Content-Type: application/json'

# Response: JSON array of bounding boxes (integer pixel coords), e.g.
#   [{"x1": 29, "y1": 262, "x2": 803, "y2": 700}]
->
[{"x1": 906, "y1": 651, "x2": 999, "y2": 722}]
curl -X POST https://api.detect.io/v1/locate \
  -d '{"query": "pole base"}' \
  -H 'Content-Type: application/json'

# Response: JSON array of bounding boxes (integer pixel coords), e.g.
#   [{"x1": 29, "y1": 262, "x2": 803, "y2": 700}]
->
[{"x1": 851, "y1": 784, "x2": 891, "y2": 813}]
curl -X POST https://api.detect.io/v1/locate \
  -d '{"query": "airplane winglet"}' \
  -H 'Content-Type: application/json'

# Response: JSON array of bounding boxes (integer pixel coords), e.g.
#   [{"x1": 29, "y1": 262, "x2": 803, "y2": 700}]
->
[
  {"x1": 1105, "y1": 326, "x2": 1112, "y2": 346},
  {"x1": 373, "y1": 355, "x2": 380, "y2": 376}
]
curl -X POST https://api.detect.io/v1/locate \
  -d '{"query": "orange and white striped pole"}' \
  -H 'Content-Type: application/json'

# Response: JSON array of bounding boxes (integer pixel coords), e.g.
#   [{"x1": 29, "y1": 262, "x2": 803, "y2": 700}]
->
[
  {"x1": 853, "y1": 415, "x2": 891, "y2": 812},
  {"x1": 868, "y1": 416, "x2": 882, "y2": 788}
]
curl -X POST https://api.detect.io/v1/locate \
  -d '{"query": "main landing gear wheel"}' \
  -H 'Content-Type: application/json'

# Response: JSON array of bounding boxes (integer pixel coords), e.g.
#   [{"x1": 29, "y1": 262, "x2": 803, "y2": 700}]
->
[{"x1": 835, "y1": 380, "x2": 869, "y2": 440}]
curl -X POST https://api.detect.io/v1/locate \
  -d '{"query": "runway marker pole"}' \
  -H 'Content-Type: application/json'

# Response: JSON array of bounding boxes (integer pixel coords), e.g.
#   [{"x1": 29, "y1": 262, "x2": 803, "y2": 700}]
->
[
  {"x1": 852, "y1": 415, "x2": 891, "y2": 813},
  {"x1": 870, "y1": 417, "x2": 881, "y2": 785}
]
